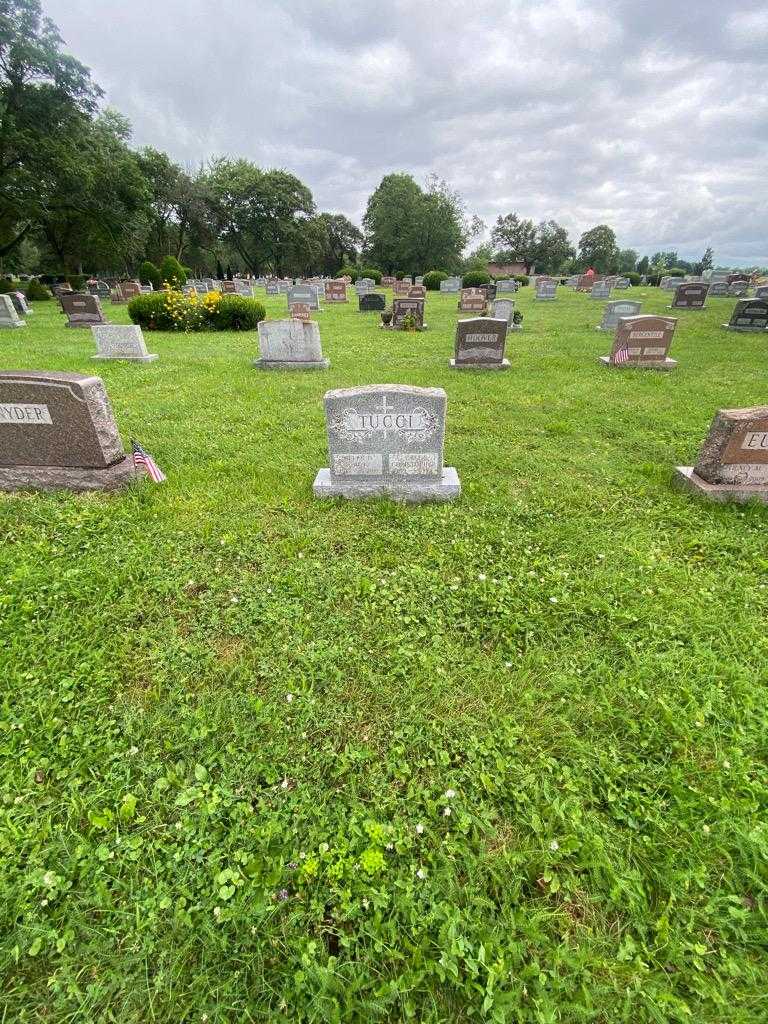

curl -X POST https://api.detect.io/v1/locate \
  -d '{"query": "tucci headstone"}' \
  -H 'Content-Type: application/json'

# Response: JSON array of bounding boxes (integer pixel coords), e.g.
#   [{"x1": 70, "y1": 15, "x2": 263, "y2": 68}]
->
[
  {"x1": 0, "y1": 294, "x2": 25, "y2": 328},
  {"x1": 0, "y1": 371, "x2": 136, "y2": 492},
  {"x1": 535, "y1": 280, "x2": 557, "y2": 300},
  {"x1": 723, "y1": 298, "x2": 768, "y2": 332},
  {"x1": 61, "y1": 293, "x2": 110, "y2": 328},
  {"x1": 451, "y1": 318, "x2": 509, "y2": 370},
  {"x1": 359, "y1": 292, "x2": 386, "y2": 312},
  {"x1": 596, "y1": 300, "x2": 642, "y2": 332},
  {"x1": 313, "y1": 384, "x2": 460, "y2": 503},
  {"x1": 675, "y1": 406, "x2": 768, "y2": 504},
  {"x1": 287, "y1": 285, "x2": 320, "y2": 311},
  {"x1": 324, "y1": 280, "x2": 347, "y2": 303},
  {"x1": 92, "y1": 325, "x2": 158, "y2": 362},
  {"x1": 491, "y1": 298, "x2": 519, "y2": 331},
  {"x1": 590, "y1": 281, "x2": 611, "y2": 300},
  {"x1": 392, "y1": 297, "x2": 426, "y2": 329},
  {"x1": 254, "y1": 319, "x2": 329, "y2": 370},
  {"x1": 671, "y1": 283, "x2": 708, "y2": 309},
  {"x1": 599, "y1": 315, "x2": 678, "y2": 370}
]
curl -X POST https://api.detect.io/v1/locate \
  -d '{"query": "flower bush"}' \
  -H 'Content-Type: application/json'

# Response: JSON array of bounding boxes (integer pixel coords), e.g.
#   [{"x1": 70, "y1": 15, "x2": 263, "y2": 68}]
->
[{"x1": 128, "y1": 287, "x2": 265, "y2": 332}]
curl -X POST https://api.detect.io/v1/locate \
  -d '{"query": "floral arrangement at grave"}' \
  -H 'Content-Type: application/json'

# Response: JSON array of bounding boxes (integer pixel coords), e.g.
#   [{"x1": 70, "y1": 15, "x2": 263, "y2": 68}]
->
[
  {"x1": 513, "y1": 309, "x2": 523, "y2": 325},
  {"x1": 128, "y1": 287, "x2": 265, "y2": 332},
  {"x1": 380, "y1": 309, "x2": 393, "y2": 326},
  {"x1": 402, "y1": 311, "x2": 418, "y2": 332}
]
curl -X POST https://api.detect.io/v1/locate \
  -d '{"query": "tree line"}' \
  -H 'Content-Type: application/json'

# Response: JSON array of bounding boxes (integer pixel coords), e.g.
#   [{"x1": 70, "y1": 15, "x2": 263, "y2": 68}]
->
[{"x1": 0, "y1": 2, "x2": 743, "y2": 282}]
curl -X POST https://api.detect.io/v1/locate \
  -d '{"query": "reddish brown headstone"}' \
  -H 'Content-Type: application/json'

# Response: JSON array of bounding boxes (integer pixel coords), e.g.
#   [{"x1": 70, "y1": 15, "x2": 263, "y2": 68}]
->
[
  {"x1": 458, "y1": 288, "x2": 487, "y2": 313},
  {"x1": 324, "y1": 280, "x2": 347, "y2": 302},
  {"x1": 675, "y1": 406, "x2": 768, "y2": 503},
  {"x1": 600, "y1": 315, "x2": 678, "y2": 370}
]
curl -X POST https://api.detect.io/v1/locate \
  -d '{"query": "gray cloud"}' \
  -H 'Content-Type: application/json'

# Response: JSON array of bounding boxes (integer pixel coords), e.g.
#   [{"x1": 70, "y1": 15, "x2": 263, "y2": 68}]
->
[{"x1": 46, "y1": 0, "x2": 768, "y2": 265}]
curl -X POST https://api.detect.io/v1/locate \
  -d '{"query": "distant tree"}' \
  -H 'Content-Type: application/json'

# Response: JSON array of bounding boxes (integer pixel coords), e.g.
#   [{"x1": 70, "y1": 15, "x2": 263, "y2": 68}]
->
[
  {"x1": 532, "y1": 220, "x2": 574, "y2": 274},
  {"x1": 135, "y1": 149, "x2": 212, "y2": 264},
  {"x1": 491, "y1": 213, "x2": 538, "y2": 273},
  {"x1": 617, "y1": 248, "x2": 638, "y2": 273},
  {"x1": 577, "y1": 225, "x2": 618, "y2": 273},
  {"x1": 159, "y1": 255, "x2": 186, "y2": 288},
  {"x1": 317, "y1": 213, "x2": 363, "y2": 275},
  {"x1": 694, "y1": 246, "x2": 714, "y2": 274},
  {"x1": 205, "y1": 159, "x2": 314, "y2": 276},
  {"x1": 463, "y1": 243, "x2": 493, "y2": 273},
  {"x1": 636, "y1": 255, "x2": 650, "y2": 275},
  {"x1": 216, "y1": 258, "x2": 224, "y2": 279}
]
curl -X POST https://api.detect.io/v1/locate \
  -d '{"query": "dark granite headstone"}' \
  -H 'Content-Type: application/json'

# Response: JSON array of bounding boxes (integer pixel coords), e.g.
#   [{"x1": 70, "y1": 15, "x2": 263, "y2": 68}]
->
[
  {"x1": 451, "y1": 318, "x2": 509, "y2": 369},
  {"x1": 359, "y1": 292, "x2": 386, "y2": 312},
  {"x1": 671, "y1": 283, "x2": 708, "y2": 309},
  {"x1": 723, "y1": 299, "x2": 768, "y2": 332},
  {"x1": 0, "y1": 371, "x2": 135, "y2": 491}
]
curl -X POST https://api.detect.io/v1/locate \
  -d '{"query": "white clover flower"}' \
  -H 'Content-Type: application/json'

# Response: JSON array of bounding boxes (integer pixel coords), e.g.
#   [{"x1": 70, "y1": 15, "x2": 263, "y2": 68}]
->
[
  {"x1": 443, "y1": 807, "x2": 451, "y2": 817},
  {"x1": 213, "y1": 906, "x2": 221, "y2": 918},
  {"x1": 415, "y1": 823, "x2": 425, "y2": 834},
  {"x1": 230, "y1": 596, "x2": 239, "y2": 604},
  {"x1": 479, "y1": 573, "x2": 487, "y2": 582},
  {"x1": 702, "y1": 824, "x2": 711, "y2": 834},
  {"x1": 286, "y1": 693, "x2": 294, "y2": 702},
  {"x1": 280, "y1": 778, "x2": 289, "y2": 790},
  {"x1": 444, "y1": 789, "x2": 456, "y2": 799},
  {"x1": 549, "y1": 840, "x2": 559, "y2": 851},
  {"x1": 416, "y1": 868, "x2": 426, "y2": 879},
  {"x1": 549, "y1": 597, "x2": 558, "y2": 604}
]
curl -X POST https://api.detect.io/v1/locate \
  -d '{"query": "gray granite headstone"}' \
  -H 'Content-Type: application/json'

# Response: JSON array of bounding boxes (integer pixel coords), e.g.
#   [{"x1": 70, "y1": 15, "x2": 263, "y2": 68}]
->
[
  {"x1": 92, "y1": 325, "x2": 158, "y2": 362},
  {"x1": 439, "y1": 277, "x2": 461, "y2": 293},
  {"x1": 491, "y1": 298, "x2": 520, "y2": 330},
  {"x1": 708, "y1": 282, "x2": 729, "y2": 297},
  {"x1": 675, "y1": 406, "x2": 768, "y2": 503},
  {"x1": 599, "y1": 315, "x2": 678, "y2": 370},
  {"x1": 61, "y1": 293, "x2": 110, "y2": 328},
  {"x1": 590, "y1": 281, "x2": 611, "y2": 300},
  {"x1": 0, "y1": 294, "x2": 25, "y2": 328},
  {"x1": 313, "y1": 384, "x2": 460, "y2": 503},
  {"x1": 254, "y1": 319, "x2": 329, "y2": 370},
  {"x1": 496, "y1": 278, "x2": 518, "y2": 293},
  {"x1": 728, "y1": 281, "x2": 749, "y2": 297},
  {"x1": 359, "y1": 293, "x2": 386, "y2": 312},
  {"x1": 0, "y1": 371, "x2": 135, "y2": 492},
  {"x1": 452, "y1": 318, "x2": 509, "y2": 369},
  {"x1": 287, "y1": 285, "x2": 320, "y2": 311},
  {"x1": 535, "y1": 281, "x2": 557, "y2": 300},
  {"x1": 10, "y1": 291, "x2": 31, "y2": 317},
  {"x1": 723, "y1": 299, "x2": 768, "y2": 332},
  {"x1": 614, "y1": 277, "x2": 630, "y2": 289},
  {"x1": 754, "y1": 285, "x2": 768, "y2": 300},
  {"x1": 266, "y1": 280, "x2": 280, "y2": 295},
  {"x1": 596, "y1": 300, "x2": 642, "y2": 331}
]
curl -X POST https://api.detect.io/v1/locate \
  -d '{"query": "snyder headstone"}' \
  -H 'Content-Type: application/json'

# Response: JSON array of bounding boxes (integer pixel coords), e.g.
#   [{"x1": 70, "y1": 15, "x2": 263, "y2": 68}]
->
[
  {"x1": 92, "y1": 325, "x2": 157, "y2": 362},
  {"x1": 287, "y1": 285, "x2": 320, "y2": 311},
  {"x1": 324, "y1": 280, "x2": 347, "y2": 302},
  {"x1": 600, "y1": 315, "x2": 678, "y2": 369},
  {"x1": 359, "y1": 292, "x2": 386, "y2": 312},
  {"x1": 723, "y1": 298, "x2": 768, "y2": 332},
  {"x1": 591, "y1": 280, "x2": 611, "y2": 300},
  {"x1": 0, "y1": 294, "x2": 25, "y2": 328},
  {"x1": 675, "y1": 406, "x2": 768, "y2": 503},
  {"x1": 596, "y1": 300, "x2": 642, "y2": 331},
  {"x1": 313, "y1": 384, "x2": 460, "y2": 503},
  {"x1": 452, "y1": 317, "x2": 509, "y2": 369},
  {"x1": 0, "y1": 371, "x2": 135, "y2": 492},
  {"x1": 61, "y1": 293, "x2": 110, "y2": 328},
  {"x1": 458, "y1": 288, "x2": 487, "y2": 312},
  {"x1": 254, "y1": 318, "x2": 329, "y2": 370},
  {"x1": 392, "y1": 297, "x2": 426, "y2": 329},
  {"x1": 671, "y1": 283, "x2": 709, "y2": 309}
]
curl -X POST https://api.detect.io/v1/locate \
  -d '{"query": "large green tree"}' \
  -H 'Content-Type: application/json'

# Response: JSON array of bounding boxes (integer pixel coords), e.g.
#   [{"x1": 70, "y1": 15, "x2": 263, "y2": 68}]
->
[
  {"x1": 577, "y1": 224, "x2": 619, "y2": 272},
  {"x1": 490, "y1": 213, "x2": 538, "y2": 273},
  {"x1": 363, "y1": 173, "x2": 473, "y2": 274},
  {"x1": 531, "y1": 220, "x2": 574, "y2": 274},
  {"x1": 0, "y1": 0, "x2": 101, "y2": 258},
  {"x1": 318, "y1": 212, "x2": 362, "y2": 275},
  {"x1": 205, "y1": 159, "x2": 314, "y2": 276},
  {"x1": 136, "y1": 148, "x2": 212, "y2": 264}
]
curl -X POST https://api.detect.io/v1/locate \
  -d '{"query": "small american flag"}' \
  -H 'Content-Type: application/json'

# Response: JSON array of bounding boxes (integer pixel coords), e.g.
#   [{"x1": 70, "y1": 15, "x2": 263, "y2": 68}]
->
[
  {"x1": 131, "y1": 440, "x2": 166, "y2": 483},
  {"x1": 612, "y1": 337, "x2": 631, "y2": 365}
]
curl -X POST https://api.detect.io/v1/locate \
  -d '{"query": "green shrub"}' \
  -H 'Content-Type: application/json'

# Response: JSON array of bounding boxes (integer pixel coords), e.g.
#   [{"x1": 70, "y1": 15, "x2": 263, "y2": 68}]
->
[
  {"x1": 139, "y1": 260, "x2": 162, "y2": 290},
  {"x1": 159, "y1": 255, "x2": 187, "y2": 289},
  {"x1": 0, "y1": 278, "x2": 20, "y2": 294},
  {"x1": 514, "y1": 274, "x2": 529, "y2": 287},
  {"x1": 128, "y1": 292, "x2": 174, "y2": 331},
  {"x1": 423, "y1": 270, "x2": 448, "y2": 290},
  {"x1": 337, "y1": 265, "x2": 358, "y2": 282},
  {"x1": 667, "y1": 268, "x2": 686, "y2": 278},
  {"x1": 462, "y1": 270, "x2": 490, "y2": 287},
  {"x1": 359, "y1": 267, "x2": 382, "y2": 284},
  {"x1": 66, "y1": 274, "x2": 86, "y2": 291},
  {"x1": 25, "y1": 279, "x2": 51, "y2": 300},
  {"x1": 210, "y1": 295, "x2": 265, "y2": 331},
  {"x1": 626, "y1": 271, "x2": 641, "y2": 286}
]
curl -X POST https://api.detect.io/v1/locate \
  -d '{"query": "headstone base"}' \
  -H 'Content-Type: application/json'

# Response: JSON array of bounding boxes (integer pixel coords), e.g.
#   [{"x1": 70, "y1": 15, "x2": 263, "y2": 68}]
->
[
  {"x1": 668, "y1": 306, "x2": 705, "y2": 310},
  {"x1": 379, "y1": 324, "x2": 428, "y2": 331},
  {"x1": 253, "y1": 358, "x2": 330, "y2": 371},
  {"x1": 673, "y1": 467, "x2": 768, "y2": 505},
  {"x1": 722, "y1": 324, "x2": 767, "y2": 333},
  {"x1": 449, "y1": 359, "x2": 510, "y2": 371},
  {"x1": 0, "y1": 321, "x2": 25, "y2": 329},
  {"x1": 0, "y1": 457, "x2": 137, "y2": 493},
  {"x1": 93, "y1": 353, "x2": 158, "y2": 362},
  {"x1": 312, "y1": 466, "x2": 460, "y2": 504},
  {"x1": 598, "y1": 356, "x2": 677, "y2": 371}
]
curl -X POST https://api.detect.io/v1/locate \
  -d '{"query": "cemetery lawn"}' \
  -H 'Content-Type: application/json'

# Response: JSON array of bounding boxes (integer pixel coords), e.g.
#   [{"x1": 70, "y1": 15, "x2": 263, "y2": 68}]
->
[{"x1": 3, "y1": 289, "x2": 768, "y2": 1024}]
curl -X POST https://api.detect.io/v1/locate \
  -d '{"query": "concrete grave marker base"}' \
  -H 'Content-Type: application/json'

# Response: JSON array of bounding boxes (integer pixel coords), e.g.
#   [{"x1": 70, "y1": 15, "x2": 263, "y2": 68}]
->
[
  {"x1": 313, "y1": 466, "x2": 460, "y2": 504},
  {"x1": 0, "y1": 320, "x2": 25, "y2": 328},
  {"x1": 599, "y1": 355, "x2": 677, "y2": 371},
  {"x1": 93, "y1": 352, "x2": 158, "y2": 363},
  {"x1": 379, "y1": 323, "x2": 428, "y2": 331},
  {"x1": 253, "y1": 357, "x2": 330, "y2": 370},
  {"x1": 722, "y1": 324, "x2": 768, "y2": 332},
  {"x1": 0, "y1": 458, "x2": 136, "y2": 493},
  {"x1": 450, "y1": 358, "x2": 510, "y2": 371},
  {"x1": 673, "y1": 467, "x2": 768, "y2": 504}
]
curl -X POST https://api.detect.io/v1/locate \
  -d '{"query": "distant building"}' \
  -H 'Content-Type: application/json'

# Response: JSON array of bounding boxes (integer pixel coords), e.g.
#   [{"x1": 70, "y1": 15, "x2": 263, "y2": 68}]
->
[{"x1": 487, "y1": 261, "x2": 530, "y2": 277}]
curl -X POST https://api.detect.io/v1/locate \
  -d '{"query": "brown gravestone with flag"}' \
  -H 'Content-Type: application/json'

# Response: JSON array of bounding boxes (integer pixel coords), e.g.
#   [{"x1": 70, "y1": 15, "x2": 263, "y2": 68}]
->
[
  {"x1": 675, "y1": 406, "x2": 768, "y2": 503},
  {"x1": 600, "y1": 315, "x2": 678, "y2": 370},
  {"x1": 0, "y1": 371, "x2": 135, "y2": 492}
]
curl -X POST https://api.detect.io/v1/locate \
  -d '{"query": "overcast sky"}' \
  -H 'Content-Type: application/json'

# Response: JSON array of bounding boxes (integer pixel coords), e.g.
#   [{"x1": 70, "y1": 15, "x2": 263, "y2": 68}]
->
[{"x1": 46, "y1": 0, "x2": 768, "y2": 266}]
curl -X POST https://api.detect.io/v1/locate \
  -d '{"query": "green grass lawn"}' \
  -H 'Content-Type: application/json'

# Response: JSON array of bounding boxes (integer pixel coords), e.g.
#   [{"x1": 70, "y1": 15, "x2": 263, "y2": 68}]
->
[{"x1": 2, "y1": 287, "x2": 766, "y2": 1023}]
